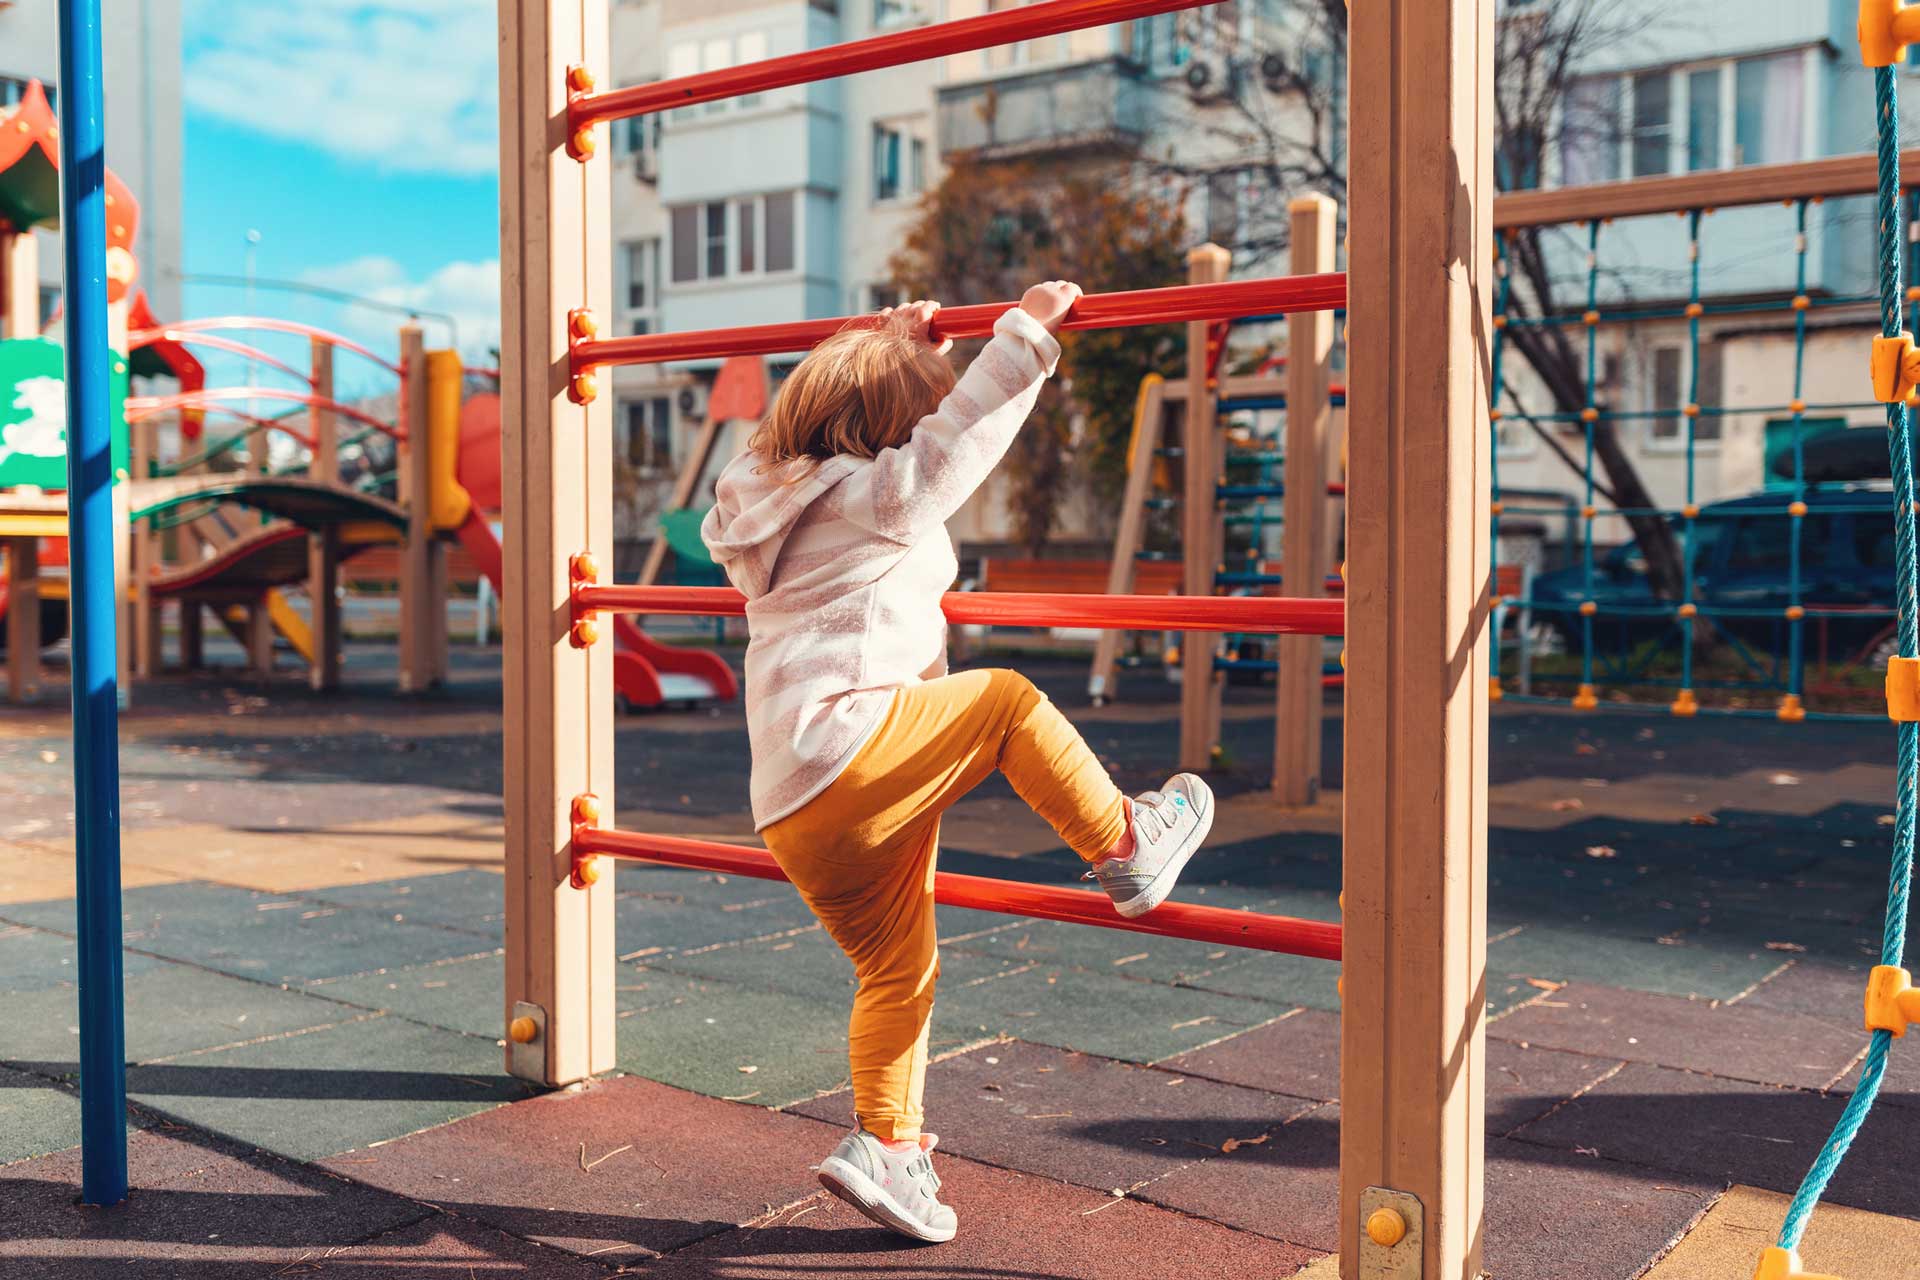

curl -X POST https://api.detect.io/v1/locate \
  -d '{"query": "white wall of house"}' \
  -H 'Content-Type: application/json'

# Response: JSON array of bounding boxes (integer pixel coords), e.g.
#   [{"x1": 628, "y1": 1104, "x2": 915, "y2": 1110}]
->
[{"x1": 1, "y1": 0, "x2": 184, "y2": 325}]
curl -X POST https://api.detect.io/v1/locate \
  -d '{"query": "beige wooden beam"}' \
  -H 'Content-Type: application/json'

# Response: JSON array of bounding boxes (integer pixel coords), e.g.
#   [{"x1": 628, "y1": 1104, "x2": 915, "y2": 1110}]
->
[
  {"x1": 497, "y1": 0, "x2": 617, "y2": 1085},
  {"x1": 1179, "y1": 244, "x2": 1230, "y2": 772},
  {"x1": 309, "y1": 338, "x2": 341, "y2": 691},
  {"x1": 1, "y1": 230, "x2": 39, "y2": 339},
  {"x1": 1274, "y1": 195, "x2": 1336, "y2": 806},
  {"x1": 1341, "y1": 0, "x2": 1491, "y2": 1275},
  {"x1": 397, "y1": 325, "x2": 439, "y2": 692},
  {"x1": 1087, "y1": 374, "x2": 1164, "y2": 704},
  {"x1": 4, "y1": 536, "x2": 41, "y2": 702}
]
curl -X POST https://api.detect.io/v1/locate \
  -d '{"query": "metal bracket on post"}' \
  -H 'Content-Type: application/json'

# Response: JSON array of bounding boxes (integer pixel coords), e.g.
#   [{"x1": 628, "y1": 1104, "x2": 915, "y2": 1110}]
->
[
  {"x1": 506, "y1": 1000, "x2": 547, "y2": 1081},
  {"x1": 1358, "y1": 1186, "x2": 1424, "y2": 1279}
]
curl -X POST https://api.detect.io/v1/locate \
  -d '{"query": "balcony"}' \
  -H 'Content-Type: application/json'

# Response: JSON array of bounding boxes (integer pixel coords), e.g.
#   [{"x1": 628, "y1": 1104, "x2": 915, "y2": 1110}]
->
[{"x1": 937, "y1": 57, "x2": 1149, "y2": 161}]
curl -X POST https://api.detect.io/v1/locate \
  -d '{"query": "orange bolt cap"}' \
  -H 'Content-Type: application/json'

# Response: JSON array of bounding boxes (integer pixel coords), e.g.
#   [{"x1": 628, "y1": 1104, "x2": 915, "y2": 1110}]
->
[
  {"x1": 569, "y1": 617, "x2": 600, "y2": 648},
  {"x1": 571, "y1": 372, "x2": 598, "y2": 404},
  {"x1": 508, "y1": 1016, "x2": 538, "y2": 1044},
  {"x1": 569, "y1": 308, "x2": 599, "y2": 341},
  {"x1": 567, "y1": 64, "x2": 597, "y2": 93},
  {"x1": 571, "y1": 550, "x2": 601, "y2": 583},
  {"x1": 575, "y1": 856, "x2": 602, "y2": 888},
  {"x1": 574, "y1": 793, "x2": 602, "y2": 825}
]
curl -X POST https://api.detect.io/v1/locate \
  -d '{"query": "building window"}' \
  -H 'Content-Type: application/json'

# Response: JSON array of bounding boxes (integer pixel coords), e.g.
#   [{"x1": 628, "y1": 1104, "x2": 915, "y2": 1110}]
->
[
  {"x1": 1563, "y1": 52, "x2": 1809, "y2": 184},
  {"x1": 1650, "y1": 345, "x2": 1683, "y2": 437},
  {"x1": 869, "y1": 284, "x2": 903, "y2": 311},
  {"x1": 1649, "y1": 341, "x2": 1723, "y2": 442},
  {"x1": 873, "y1": 123, "x2": 927, "y2": 202},
  {"x1": 623, "y1": 398, "x2": 674, "y2": 473},
  {"x1": 1561, "y1": 77, "x2": 1621, "y2": 184},
  {"x1": 1206, "y1": 170, "x2": 1242, "y2": 245},
  {"x1": 1630, "y1": 70, "x2": 1671, "y2": 178},
  {"x1": 616, "y1": 99, "x2": 660, "y2": 176},
  {"x1": 875, "y1": 0, "x2": 910, "y2": 25},
  {"x1": 668, "y1": 194, "x2": 799, "y2": 283},
  {"x1": 1734, "y1": 53, "x2": 1805, "y2": 166},
  {"x1": 666, "y1": 32, "x2": 768, "y2": 120},
  {"x1": 1686, "y1": 66, "x2": 1721, "y2": 172},
  {"x1": 623, "y1": 238, "x2": 660, "y2": 331}
]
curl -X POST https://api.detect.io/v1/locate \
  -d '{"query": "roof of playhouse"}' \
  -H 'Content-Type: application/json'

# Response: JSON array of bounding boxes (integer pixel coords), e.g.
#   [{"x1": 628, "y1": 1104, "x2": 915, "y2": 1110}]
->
[{"x1": 0, "y1": 78, "x2": 141, "y2": 305}]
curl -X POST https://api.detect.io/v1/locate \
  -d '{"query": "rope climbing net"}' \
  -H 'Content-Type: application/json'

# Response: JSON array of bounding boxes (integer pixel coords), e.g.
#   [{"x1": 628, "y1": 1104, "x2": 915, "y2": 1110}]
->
[{"x1": 1747, "y1": 14, "x2": 1920, "y2": 1277}]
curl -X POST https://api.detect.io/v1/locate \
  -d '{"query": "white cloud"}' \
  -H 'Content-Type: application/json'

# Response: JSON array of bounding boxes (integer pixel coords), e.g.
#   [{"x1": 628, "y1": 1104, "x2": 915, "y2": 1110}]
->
[
  {"x1": 183, "y1": 1, "x2": 498, "y2": 176},
  {"x1": 298, "y1": 254, "x2": 502, "y2": 361}
]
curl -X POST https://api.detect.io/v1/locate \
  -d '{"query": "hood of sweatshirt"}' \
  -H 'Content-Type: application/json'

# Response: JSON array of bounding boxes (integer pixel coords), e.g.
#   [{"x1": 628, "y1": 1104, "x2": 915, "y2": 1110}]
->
[{"x1": 699, "y1": 450, "x2": 861, "y2": 601}]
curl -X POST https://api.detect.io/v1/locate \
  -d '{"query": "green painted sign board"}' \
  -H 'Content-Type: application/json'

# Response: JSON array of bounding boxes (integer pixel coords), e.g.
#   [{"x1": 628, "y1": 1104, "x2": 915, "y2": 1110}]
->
[{"x1": 0, "y1": 337, "x2": 129, "y2": 491}]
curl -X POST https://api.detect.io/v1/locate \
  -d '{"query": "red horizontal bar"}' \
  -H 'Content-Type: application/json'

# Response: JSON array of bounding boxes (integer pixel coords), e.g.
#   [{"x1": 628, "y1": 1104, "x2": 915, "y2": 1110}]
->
[
  {"x1": 578, "y1": 828, "x2": 1342, "y2": 961},
  {"x1": 572, "y1": 0, "x2": 1203, "y2": 126},
  {"x1": 577, "y1": 584, "x2": 1345, "y2": 637},
  {"x1": 575, "y1": 275, "x2": 1346, "y2": 369}
]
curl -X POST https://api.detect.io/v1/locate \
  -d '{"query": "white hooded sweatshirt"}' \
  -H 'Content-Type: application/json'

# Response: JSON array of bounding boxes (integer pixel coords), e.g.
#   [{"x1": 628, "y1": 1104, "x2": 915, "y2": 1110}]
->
[{"x1": 702, "y1": 307, "x2": 1060, "y2": 828}]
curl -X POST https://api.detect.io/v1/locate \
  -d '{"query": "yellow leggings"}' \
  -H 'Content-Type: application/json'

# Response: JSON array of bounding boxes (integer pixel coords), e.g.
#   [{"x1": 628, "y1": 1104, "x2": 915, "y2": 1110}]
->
[{"x1": 761, "y1": 668, "x2": 1127, "y2": 1142}]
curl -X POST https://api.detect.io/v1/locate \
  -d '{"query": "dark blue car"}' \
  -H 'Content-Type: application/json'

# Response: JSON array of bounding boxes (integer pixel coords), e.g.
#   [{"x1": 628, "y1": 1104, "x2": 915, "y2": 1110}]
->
[{"x1": 1527, "y1": 487, "x2": 1902, "y2": 660}]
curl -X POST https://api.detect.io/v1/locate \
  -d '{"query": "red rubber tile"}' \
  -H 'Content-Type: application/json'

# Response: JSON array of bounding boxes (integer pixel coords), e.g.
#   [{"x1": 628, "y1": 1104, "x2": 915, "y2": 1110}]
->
[
  {"x1": 1160, "y1": 1009, "x2": 1339, "y2": 1100},
  {"x1": 789, "y1": 1039, "x2": 1317, "y2": 1194},
  {"x1": 1156, "y1": 1010, "x2": 1621, "y2": 1133},
  {"x1": 1481, "y1": 1138, "x2": 1716, "y2": 1280},
  {"x1": 1511, "y1": 1061, "x2": 1920, "y2": 1220},
  {"x1": 645, "y1": 1152, "x2": 1322, "y2": 1279},
  {"x1": 1491, "y1": 982, "x2": 1858, "y2": 1089},
  {"x1": 320, "y1": 1073, "x2": 845, "y2": 1263},
  {"x1": 1132, "y1": 1103, "x2": 1339, "y2": 1250},
  {"x1": 0, "y1": 1127, "x2": 428, "y2": 1279},
  {"x1": 269, "y1": 1213, "x2": 612, "y2": 1277}
]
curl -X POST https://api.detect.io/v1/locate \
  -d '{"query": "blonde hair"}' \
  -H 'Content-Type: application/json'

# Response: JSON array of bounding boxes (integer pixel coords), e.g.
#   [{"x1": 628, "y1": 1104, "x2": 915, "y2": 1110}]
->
[{"x1": 750, "y1": 312, "x2": 956, "y2": 471}]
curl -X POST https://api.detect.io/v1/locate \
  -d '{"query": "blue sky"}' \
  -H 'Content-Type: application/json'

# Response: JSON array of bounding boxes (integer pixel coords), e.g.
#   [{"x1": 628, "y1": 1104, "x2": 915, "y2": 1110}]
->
[{"x1": 178, "y1": 1, "x2": 502, "y2": 393}]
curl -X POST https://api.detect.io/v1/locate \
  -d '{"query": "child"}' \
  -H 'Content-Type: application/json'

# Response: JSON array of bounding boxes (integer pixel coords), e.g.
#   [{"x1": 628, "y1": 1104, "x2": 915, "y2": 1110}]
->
[{"x1": 701, "y1": 283, "x2": 1215, "y2": 1244}]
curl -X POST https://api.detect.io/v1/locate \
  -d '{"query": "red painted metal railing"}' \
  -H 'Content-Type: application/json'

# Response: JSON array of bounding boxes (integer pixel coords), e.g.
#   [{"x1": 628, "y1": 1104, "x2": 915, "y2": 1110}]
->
[
  {"x1": 131, "y1": 317, "x2": 403, "y2": 375},
  {"x1": 578, "y1": 828, "x2": 1342, "y2": 960},
  {"x1": 125, "y1": 388, "x2": 405, "y2": 440},
  {"x1": 574, "y1": 584, "x2": 1346, "y2": 637},
  {"x1": 574, "y1": 275, "x2": 1348, "y2": 370},
  {"x1": 571, "y1": 0, "x2": 1205, "y2": 125}
]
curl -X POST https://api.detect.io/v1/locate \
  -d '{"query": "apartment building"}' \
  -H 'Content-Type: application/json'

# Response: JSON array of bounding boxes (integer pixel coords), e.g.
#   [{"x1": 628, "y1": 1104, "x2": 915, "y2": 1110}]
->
[
  {"x1": 607, "y1": 0, "x2": 1335, "y2": 557},
  {"x1": 1, "y1": 0, "x2": 185, "y2": 325}
]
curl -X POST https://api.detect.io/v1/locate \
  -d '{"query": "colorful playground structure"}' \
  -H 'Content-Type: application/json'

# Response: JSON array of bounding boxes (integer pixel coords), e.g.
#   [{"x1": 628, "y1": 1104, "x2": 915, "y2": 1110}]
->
[{"x1": 0, "y1": 76, "x2": 733, "y2": 712}]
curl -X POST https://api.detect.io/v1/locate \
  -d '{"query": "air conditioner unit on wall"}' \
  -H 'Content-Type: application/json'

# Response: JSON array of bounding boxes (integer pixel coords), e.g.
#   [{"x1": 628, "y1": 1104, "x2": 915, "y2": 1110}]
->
[
  {"x1": 633, "y1": 151, "x2": 658, "y2": 185},
  {"x1": 1184, "y1": 55, "x2": 1233, "y2": 103},
  {"x1": 677, "y1": 384, "x2": 706, "y2": 421}
]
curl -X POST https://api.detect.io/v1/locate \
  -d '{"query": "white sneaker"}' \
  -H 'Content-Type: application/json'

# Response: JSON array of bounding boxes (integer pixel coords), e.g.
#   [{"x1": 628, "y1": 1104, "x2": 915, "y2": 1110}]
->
[
  {"x1": 817, "y1": 1128, "x2": 957, "y2": 1244},
  {"x1": 1087, "y1": 773, "x2": 1215, "y2": 919}
]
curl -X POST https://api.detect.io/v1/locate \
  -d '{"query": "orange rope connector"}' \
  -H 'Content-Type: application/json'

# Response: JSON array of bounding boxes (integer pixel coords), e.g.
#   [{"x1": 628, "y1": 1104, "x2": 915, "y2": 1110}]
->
[
  {"x1": 1488, "y1": 676, "x2": 1504, "y2": 702},
  {"x1": 1908, "y1": 285, "x2": 1920, "y2": 304},
  {"x1": 1682, "y1": 503, "x2": 1700, "y2": 519},
  {"x1": 1752, "y1": 1245, "x2": 1840, "y2": 1280},
  {"x1": 1683, "y1": 403, "x2": 1701, "y2": 418},
  {"x1": 1580, "y1": 407, "x2": 1601, "y2": 423},
  {"x1": 1582, "y1": 309, "x2": 1601, "y2": 327},
  {"x1": 1493, "y1": 314, "x2": 1508, "y2": 330},
  {"x1": 1888, "y1": 655, "x2": 1920, "y2": 722},
  {"x1": 1791, "y1": 294, "x2": 1811, "y2": 311},
  {"x1": 1489, "y1": 407, "x2": 1503, "y2": 422},
  {"x1": 1860, "y1": 0, "x2": 1920, "y2": 65},
  {"x1": 1785, "y1": 605, "x2": 1806, "y2": 621},
  {"x1": 1790, "y1": 398, "x2": 1807, "y2": 414},
  {"x1": 1671, "y1": 688, "x2": 1699, "y2": 717},
  {"x1": 1788, "y1": 501, "x2": 1809, "y2": 518},
  {"x1": 1490, "y1": 500, "x2": 1504, "y2": 516},
  {"x1": 1678, "y1": 602, "x2": 1698, "y2": 619},
  {"x1": 1864, "y1": 965, "x2": 1920, "y2": 1036},
  {"x1": 1684, "y1": 302, "x2": 1704, "y2": 319},
  {"x1": 1581, "y1": 504, "x2": 1599, "y2": 520},
  {"x1": 1572, "y1": 683, "x2": 1599, "y2": 711},
  {"x1": 1777, "y1": 693, "x2": 1806, "y2": 722},
  {"x1": 1578, "y1": 600, "x2": 1598, "y2": 616},
  {"x1": 1870, "y1": 332, "x2": 1920, "y2": 403}
]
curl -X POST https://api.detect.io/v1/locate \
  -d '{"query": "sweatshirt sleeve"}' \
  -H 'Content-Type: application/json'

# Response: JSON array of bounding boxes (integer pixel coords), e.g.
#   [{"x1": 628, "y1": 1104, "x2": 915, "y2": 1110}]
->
[{"x1": 832, "y1": 307, "x2": 1061, "y2": 543}]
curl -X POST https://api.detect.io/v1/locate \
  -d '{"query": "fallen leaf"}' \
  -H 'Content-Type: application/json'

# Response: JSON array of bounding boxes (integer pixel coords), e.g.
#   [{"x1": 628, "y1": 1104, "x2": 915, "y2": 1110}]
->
[
  {"x1": 1769, "y1": 773, "x2": 1801, "y2": 786},
  {"x1": 1550, "y1": 798, "x2": 1584, "y2": 812},
  {"x1": 1764, "y1": 941, "x2": 1807, "y2": 953},
  {"x1": 1221, "y1": 1134, "x2": 1270, "y2": 1155},
  {"x1": 738, "y1": 1065, "x2": 759, "y2": 1074},
  {"x1": 1113, "y1": 952, "x2": 1150, "y2": 967},
  {"x1": 1585, "y1": 845, "x2": 1617, "y2": 859},
  {"x1": 1688, "y1": 813, "x2": 1719, "y2": 826},
  {"x1": 1524, "y1": 978, "x2": 1564, "y2": 992},
  {"x1": 1575, "y1": 1146, "x2": 1601, "y2": 1157},
  {"x1": 1879, "y1": 814, "x2": 1897, "y2": 826},
  {"x1": 38, "y1": 750, "x2": 57, "y2": 764},
  {"x1": 1582, "y1": 778, "x2": 1609, "y2": 788}
]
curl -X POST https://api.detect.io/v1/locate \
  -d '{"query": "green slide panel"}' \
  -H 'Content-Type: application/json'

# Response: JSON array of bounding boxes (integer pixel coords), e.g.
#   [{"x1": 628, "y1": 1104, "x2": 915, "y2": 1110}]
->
[{"x1": 0, "y1": 337, "x2": 129, "y2": 490}]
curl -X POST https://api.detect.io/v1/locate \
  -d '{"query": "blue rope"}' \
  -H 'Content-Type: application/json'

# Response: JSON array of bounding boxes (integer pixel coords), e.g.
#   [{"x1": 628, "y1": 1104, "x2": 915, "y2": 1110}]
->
[{"x1": 1774, "y1": 62, "x2": 1918, "y2": 1254}]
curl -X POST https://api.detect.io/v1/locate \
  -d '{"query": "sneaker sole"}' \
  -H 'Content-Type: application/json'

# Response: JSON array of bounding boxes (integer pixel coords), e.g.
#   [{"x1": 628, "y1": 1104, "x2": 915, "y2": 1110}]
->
[
  {"x1": 817, "y1": 1155, "x2": 957, "y2": 1244},
  {"x1": 1114, "y1": 791, "x2": 1214, "y2": 919}
]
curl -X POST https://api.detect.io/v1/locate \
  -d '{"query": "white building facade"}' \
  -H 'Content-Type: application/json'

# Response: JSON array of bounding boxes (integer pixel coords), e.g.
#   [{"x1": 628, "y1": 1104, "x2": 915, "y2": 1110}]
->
[{"x1": 1, "y1": 0, "x2": 185, "y2": 325}]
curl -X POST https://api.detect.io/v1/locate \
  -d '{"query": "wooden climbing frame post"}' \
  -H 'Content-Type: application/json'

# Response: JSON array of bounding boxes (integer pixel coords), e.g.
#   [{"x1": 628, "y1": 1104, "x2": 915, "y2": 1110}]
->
[
  {"x1": 1275, "y1": 194, "x2": 1336, "y2": 805},
  {"x1": 1, "y1": 228, "x2": 38, "y2": 339},
  {"x1": 309, "y1": 338, "x2": 342, "y2": 692},
  {"x1": 497, "y1": 0, "x2": 617, "y2": 1085},
  {"x1": 1179, "y1": 243, "x2": 1231, "y2": 772},
  {"x1": 1341, "y1": 0, "x2": 1492, "y2": 1275},
  {"x1": 398, "y1": 324, "x2": 435, "y2": 692}
]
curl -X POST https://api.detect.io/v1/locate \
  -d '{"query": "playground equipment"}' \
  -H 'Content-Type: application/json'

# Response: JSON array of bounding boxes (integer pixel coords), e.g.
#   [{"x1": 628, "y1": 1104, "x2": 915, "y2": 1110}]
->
[
  {"x1": 497, "y1": 5, "x2": 1488, "y2": 1280},
  {"x1": 1087, "y1": 214, "x2": 1347, "y2": 805},
  {"x1": 1488, "y1": 144, "x2": 1920, "y2": 719}
]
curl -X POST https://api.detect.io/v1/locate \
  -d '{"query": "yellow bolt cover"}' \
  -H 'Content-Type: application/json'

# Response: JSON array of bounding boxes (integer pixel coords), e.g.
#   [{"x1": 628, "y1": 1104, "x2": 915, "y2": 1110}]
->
[
  {"x1": 1582, "y1": 309, "x2": 1601, "y2": 326},
  {"x1": 1752, "y1": 1245, "x2": 1841, "y2": 1280},
  {"x1": 1678, "y1": 602, "x2": 1699, "y2": 618},
  {"x1": 1580, "y1": 407, "x2": 1600, "y2": 423},
  {"x1": 1365, "y1": 1208, "x2": 1408, "y2": 1248},
  {"x1": 508, "y1": 1016, "x2": 538, "y2": 1044},
  {"x1": 1684, "y1": 302, "x2": 1705, "y2": 319},
  {"x1": 1671, "y1": 688, "x2": 1699, "y2": 717},
  {"x1": 576, "y1": 856, "x2": 602, "y2": 887},
  {"x1": 1870, "y1": 332, "x2": 1920, "y2": 403},
  {"x1": 1859, "y1": 0, "x2": 1920, "y2": 66},
  {"x1": 1573, "y1": 683, "x2": 1598, "y2": 710},
  {"x1": 1777, "y1": 693, "x2": 1806, "y2": 722},
  {"x1": 1792, "y1": 294, "x2": 1811, "y2": 311},
  {"x1": 1864, "y1": 964, "x2": 1920, "y2": 1035},
  {"x1": 1788, "y1": 501, "x2": 1808, "y2": 518},
  {"x1": 1579, "y1": 601, "x2": 1598, "y2": 616},
  {"x1": 1890, "y1": 655, "x2": 1920, "y2": 722}
]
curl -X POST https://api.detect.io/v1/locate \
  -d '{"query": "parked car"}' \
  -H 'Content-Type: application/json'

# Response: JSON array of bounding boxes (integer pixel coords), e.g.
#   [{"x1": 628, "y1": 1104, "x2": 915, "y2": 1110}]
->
[{"x1": 1527, "y1": 486, "x2": 1903, "y2": 660}]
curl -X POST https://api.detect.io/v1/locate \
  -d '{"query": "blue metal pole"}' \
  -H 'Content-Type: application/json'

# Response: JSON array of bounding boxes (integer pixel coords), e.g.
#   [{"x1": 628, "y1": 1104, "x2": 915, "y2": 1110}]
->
[{"x1": 57, "y1": 0, "x2": 128, "y2": 1207}]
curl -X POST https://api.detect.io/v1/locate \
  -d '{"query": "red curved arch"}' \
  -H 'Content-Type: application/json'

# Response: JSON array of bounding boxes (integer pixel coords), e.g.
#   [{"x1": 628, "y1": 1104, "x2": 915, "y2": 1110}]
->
[{"x1": 126, "y1": 388, "x2": 403, "y2": 440}]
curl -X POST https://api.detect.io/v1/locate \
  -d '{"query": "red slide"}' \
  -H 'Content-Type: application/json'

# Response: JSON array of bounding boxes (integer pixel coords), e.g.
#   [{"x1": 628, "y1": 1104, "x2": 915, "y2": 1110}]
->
[{"x1": 453, "y1": 509, "x2": 736, "y2": 710}]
